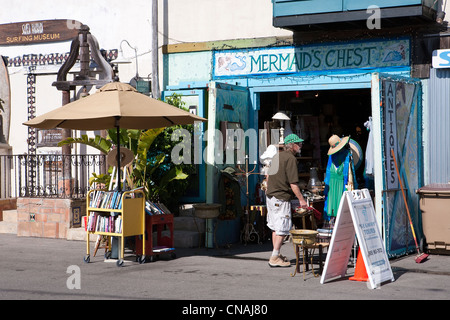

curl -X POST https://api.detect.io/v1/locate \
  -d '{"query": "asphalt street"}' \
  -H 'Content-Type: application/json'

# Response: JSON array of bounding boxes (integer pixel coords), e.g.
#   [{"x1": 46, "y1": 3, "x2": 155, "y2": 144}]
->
[{"x1": 0, "y1": 233, "x2": 449, "y2": 305}]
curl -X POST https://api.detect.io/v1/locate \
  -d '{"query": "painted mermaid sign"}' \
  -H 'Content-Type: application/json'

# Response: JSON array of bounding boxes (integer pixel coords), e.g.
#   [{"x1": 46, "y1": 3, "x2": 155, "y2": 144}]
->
[{"x1": 213, "y1": 38, "x2": 409, "y2": 78}]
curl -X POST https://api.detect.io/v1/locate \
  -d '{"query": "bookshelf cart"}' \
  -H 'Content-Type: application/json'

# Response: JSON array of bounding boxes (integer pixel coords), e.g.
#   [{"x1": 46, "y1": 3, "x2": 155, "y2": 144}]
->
[{"x1": 84, "y1": 189, "x2": 146, "y2": 267}]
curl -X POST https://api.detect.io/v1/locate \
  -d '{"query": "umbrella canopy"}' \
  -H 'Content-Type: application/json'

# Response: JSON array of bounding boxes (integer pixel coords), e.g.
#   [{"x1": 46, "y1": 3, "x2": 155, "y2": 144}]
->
[
  {"x1": 24, "y1": 82, "x2": 206, "y2": 130},
  {"x1": 23, "y1": 82, "x2": 207, "y2": 190}
]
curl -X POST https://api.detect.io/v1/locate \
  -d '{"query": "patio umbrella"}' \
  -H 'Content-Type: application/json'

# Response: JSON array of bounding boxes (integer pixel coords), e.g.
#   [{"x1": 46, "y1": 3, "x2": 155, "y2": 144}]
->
[
  {"x1": 24, "y1": 82, "x2": 205, "y2": 130},
  {"x1": 24, "y1": 81, "x2": 206, "y2": 187}
]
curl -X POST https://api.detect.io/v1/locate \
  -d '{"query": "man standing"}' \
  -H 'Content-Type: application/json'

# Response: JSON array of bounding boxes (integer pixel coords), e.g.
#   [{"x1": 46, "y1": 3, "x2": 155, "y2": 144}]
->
[{"x1": 266, "y1": 134, "x2": 308, "y2": 267}]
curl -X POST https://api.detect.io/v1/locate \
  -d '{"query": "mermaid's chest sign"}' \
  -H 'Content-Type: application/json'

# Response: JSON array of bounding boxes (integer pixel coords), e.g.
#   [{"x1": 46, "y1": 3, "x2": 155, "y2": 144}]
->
[{"x1": 213, "y1": 38, "x2": 409, "y2": 78}]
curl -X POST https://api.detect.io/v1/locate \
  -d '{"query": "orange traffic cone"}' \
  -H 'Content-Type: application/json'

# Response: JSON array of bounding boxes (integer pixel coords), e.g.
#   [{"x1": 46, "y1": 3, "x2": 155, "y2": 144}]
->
[{"x1": 349, "y1": 248, "x2": 368, "y2": 282}]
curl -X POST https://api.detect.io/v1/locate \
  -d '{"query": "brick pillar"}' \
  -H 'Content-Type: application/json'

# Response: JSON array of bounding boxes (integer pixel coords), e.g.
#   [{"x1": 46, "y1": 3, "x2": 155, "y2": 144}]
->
[{"x1": 17, "y1": 198, "x2": 85, "y2": 239}]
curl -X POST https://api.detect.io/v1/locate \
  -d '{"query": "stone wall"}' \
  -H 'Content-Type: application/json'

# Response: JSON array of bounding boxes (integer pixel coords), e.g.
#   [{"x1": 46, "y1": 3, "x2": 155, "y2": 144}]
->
[{"x1": 17, "y1": 198, "x2": 85, "y2": 239}]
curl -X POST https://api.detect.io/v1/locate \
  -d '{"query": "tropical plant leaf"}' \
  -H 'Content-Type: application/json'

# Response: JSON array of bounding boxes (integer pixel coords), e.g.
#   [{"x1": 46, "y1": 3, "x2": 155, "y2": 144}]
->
[
  {"x1": 107, "y1": 128, "x2": 129, "y2": 147},
  {"x1": 159, "y1": 166, "x2": 188, "y2": 187},
  {"x1": 135, "y1": 128, "x2": 165, "y2": 171},
  {"x1": 89, "y1": 172, "x2": 111, "y2": 187},
  {"x1": 147, "y1": 153, "x2": 165, "y2": 177},
  {"x1": 58, "y1": 135, "x2": 111, "y2": 154}
]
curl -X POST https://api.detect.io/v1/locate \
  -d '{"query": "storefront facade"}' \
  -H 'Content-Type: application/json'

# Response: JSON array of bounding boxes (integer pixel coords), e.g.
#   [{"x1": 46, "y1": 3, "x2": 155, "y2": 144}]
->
[{"x1": 163, "y1": 35, "x2": 425, "y2": 257}]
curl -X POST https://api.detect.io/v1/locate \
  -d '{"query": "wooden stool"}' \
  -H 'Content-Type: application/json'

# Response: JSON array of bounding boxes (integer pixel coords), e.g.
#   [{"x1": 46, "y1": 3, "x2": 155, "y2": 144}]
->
[
  {"x1": 291, "y1": 242, "x2": 329, "y2": 280},
  {"x1": 93, "y1": 235, "x2": 110, "y2": 257}
]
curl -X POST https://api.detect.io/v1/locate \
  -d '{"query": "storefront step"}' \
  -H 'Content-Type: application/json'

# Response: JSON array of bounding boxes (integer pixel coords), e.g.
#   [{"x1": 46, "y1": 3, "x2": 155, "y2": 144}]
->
[
  {"x1": 66, "y1": 227, "x2": 96, "y2": 242},
  {"x1": 0, "y1": 209, "x2": 16, "y2": 222},
  {"x1": 0, "y1": 210, "x2": 17, "y2": 234}
]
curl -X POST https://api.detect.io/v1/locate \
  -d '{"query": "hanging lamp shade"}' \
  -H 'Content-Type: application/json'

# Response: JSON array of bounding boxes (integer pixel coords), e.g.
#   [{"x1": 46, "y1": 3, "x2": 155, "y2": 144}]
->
[{"x1": 272, "y1": 112, "x2": 290, "y2": 121}]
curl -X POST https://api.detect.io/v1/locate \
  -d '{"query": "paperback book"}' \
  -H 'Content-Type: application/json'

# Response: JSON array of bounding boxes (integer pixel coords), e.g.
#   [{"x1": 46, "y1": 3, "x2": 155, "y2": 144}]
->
[
  {"x1": 90, "y1": 190, "x2": 123, "y2": 210},
  {"x1": 145, "y1": 200, "x2": 171, "y2": 215},
  {"x1": 87, "y1": 212, "x2": 122, "y2": 233}
]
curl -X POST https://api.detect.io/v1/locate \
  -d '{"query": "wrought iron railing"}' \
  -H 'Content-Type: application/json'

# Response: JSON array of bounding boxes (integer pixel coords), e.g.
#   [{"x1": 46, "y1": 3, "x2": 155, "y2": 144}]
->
[{"x1": 0, "y1": 154, "x2": 106, "y2": 199}]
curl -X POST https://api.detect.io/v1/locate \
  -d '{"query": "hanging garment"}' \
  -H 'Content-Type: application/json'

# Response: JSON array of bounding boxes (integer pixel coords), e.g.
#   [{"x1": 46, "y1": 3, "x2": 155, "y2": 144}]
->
[
  {"x1": 364, "y1": 117, "x2": 374, "y2": 176},
  {"x1": 323, "y1": 149, "x2": 357, "y2": 219}
]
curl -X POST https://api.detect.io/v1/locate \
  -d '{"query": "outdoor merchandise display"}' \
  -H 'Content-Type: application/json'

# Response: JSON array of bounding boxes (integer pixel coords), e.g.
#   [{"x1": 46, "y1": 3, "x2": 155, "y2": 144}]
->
[
  {"x1": 23, "y1": 81, "x2": 205, "y2": 267},
  {"x1": 323, "y1": 135, "x2": 360, "y2": 219},
  {"x1": 85, "y1": 188, "x2": 147, "y2": 267}
]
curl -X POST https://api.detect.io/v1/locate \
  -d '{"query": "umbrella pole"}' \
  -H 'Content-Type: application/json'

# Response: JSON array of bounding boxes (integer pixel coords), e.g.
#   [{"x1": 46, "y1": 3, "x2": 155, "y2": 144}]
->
[{"x1": 115, "y1": 117, "x2": 121, "y2": 191}]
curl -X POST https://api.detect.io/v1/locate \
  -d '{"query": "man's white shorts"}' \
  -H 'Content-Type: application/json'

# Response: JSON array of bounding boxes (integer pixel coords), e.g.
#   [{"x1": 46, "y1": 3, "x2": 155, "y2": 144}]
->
[{"x1": 266, "y1": 196, "x2": 292, "y2": 236}]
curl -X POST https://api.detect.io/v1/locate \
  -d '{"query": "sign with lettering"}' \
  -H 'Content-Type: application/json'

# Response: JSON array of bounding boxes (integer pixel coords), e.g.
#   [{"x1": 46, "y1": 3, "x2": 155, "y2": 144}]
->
[
  {"x1": 320, "y1": 189, "x2": 394, "y2": 289},
  {"x1": 213, "y1": 38, "x2": 409, "y2": 78},
  {"x1": 0, "y1": 20, "x2": 81, "y2": 46},
  {"x1": 383, "y1": 80, "x2": 399, "y2": 190},
  {"x1": 432, "y1": 49, "x2": 450, "y2": 68},
  {"x1": 37, "y1": 129, "x2": 64, "y2": 147}
]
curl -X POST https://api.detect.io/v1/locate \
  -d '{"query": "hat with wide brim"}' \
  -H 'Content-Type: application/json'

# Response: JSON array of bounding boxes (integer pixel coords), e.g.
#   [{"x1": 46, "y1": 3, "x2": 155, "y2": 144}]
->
[
  {"x1": 327, "y1": 135, "x2": 363, "y2": 169},
  {"x1": 327, "y1": 135, "x2": 350, "y2": 155},
  {"x1": 106, "y1": 147, "x2": 135, "y2": 167},
  {"x1": 349, "y1": 139, "x2": 363, "y2": 170}
]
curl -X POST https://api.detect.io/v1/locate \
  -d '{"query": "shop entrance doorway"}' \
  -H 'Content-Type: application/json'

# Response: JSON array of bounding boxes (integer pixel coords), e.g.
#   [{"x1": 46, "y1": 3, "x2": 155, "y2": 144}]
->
[{"x1": 258, "y1": 88, "x2": 371, "y2": 189}]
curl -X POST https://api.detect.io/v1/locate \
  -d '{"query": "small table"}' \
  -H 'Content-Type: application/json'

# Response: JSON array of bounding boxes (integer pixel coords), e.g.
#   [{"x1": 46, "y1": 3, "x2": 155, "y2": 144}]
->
[{"x1": 291, "y1": 242, "x2": 329, "y2": 280}]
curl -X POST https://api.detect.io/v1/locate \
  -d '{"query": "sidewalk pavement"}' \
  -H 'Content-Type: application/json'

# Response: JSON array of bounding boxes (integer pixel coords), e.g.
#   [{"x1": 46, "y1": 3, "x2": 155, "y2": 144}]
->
[
  {"x1": 177, "y1": 238, "x2": 450, "y2": 277},
  {"x1": 1, "y1": 233, "x2": 449, "y2": 301}
]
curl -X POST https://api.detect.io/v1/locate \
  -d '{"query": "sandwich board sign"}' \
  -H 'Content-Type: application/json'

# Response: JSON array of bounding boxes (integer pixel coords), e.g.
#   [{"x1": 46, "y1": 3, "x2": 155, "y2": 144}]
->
[{"x1": 320, "y1": 189, "x2": 394, "y2": 289}]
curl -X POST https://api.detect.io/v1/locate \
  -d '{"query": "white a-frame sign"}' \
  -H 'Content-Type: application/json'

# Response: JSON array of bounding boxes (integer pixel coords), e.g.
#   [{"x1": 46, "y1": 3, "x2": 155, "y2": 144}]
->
[{"x1": 320, "y1": 189, "x2": 395, "y2": 289}]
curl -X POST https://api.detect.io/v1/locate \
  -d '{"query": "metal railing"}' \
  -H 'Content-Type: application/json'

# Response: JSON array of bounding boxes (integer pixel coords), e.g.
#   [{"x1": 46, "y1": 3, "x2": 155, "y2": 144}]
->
[{"x1": 0, "y1": 154, "x2": 106, "y2": 199}]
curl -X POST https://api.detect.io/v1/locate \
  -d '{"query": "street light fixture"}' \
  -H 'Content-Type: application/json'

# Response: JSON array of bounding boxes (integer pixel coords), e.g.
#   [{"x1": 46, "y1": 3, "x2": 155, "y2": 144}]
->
[{"x1": 117, "y1": 40, "x2": 139, "y2": 81}]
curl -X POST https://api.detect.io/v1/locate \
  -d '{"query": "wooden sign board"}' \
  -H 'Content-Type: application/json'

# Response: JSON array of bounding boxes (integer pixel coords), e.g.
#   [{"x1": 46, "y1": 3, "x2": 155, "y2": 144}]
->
[
  {"x1": 320, "y1": 189, "x2": 395, "y2": 289},
  {"x1": 0, "y1": 19, "x2": 81, "y2": 46},
  {"x1": 37, "y1": 129, "x2": 64, "y2": 147}
]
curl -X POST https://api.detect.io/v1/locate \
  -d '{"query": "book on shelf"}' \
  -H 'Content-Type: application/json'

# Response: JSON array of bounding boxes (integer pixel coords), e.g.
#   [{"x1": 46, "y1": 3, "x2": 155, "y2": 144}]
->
[
  {"x1": 145, "y1": 200, "x2": 171, "y2": 215},
  {"x1": 87, "y1": 212, "x2": 122, "y2": 233},
  {"x1": 89, "y1": 190, "x2": 124, "y2": 210},
  {"x1": 152, "y1": 246, "x2": 175, "y2": 253}
]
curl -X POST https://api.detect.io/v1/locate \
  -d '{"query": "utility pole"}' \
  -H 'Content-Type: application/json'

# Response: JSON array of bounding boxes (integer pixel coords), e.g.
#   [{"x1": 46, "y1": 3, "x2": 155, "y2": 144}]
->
[{"x1": 152, "y1": 0, "x2": 160, "y2": 99}]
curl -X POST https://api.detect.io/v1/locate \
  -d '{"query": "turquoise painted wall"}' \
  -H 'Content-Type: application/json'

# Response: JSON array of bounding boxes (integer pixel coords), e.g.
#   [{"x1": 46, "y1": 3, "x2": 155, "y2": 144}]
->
[
  {"x1": 273, "y1": 0, "x2": 434, "y2": 18},
  {"x1": 165, "y1": 51, "x2": 212, "y2": 87}
]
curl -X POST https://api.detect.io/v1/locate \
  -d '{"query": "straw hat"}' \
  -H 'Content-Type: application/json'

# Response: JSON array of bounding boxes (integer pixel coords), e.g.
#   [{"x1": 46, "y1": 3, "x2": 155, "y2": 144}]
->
[
  {"x1": 106, "y1": 147, "x2": 134, "y2": 167},
  {"x1": 327, "y1": 134, "x2": 363, "y2": 169},
  {"x1": 327, "y1": 135, "x2": 350, "y2": 155}
]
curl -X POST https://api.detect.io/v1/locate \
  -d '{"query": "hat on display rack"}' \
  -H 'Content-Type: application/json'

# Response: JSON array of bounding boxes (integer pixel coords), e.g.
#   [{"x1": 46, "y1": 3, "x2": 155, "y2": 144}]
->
[{"x1": 327, "y1": 134, "x2": 363, "y2": 169}]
